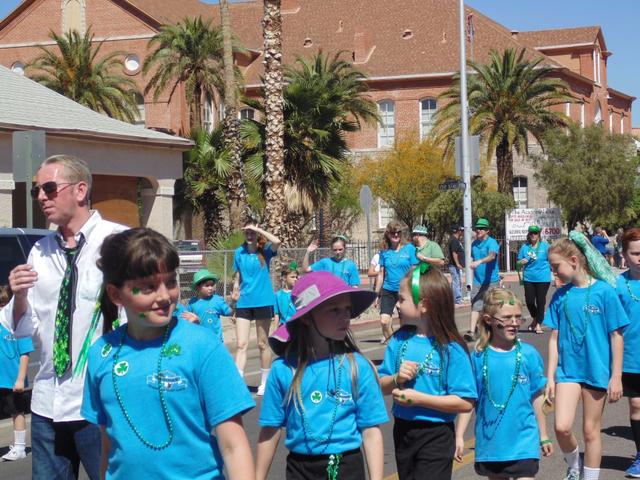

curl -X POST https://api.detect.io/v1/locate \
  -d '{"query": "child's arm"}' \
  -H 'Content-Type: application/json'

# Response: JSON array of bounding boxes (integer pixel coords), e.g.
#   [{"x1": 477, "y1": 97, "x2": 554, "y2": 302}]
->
[
  {"x1": 454, "y1": 411, "x2": 473, "y2": 462},
  {"x1": 216, "y1": 415, "x2": 255, "y2": 480},
  {"x1": 362, "y1": 426, "x2": 384, "y2": 480},
  {"x1": 255, "y1": 426, "x2": 281, "y2": 480},
  {"x1": 380, "y1": 360, "x2": 418, "y2": 395},
  {"x1": 532, "y1": 392, "x2": 553, "y2": 457},
  {"x1": 100, "y1": 426, "x2": 111, "y2": 480},
  {"x1": 391, "y1": 389, "x2": 474, "y2": 413},
  {"x1": 608, "y1": 328, "x2": 624, "y2": 403},
  {"x1": 13, "y1": 353, "x2": 29, "y2": 392},
  {"x1": 545, "y1": 330, "x2": 558, "y2": 403}
]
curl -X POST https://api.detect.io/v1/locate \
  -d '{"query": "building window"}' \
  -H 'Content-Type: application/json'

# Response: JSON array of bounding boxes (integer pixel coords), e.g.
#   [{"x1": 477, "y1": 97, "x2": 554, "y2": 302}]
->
[
  {"x1": 621, "y1": 115, "x2": 625, "y2": 134},
  {"x1": 124, "y1": 54, "x2": 140, "y2": 74},
  {"x1": 134, "y1": 92, "x2": 145, "y2": 126},
  {"x1": 377, "y1": 198, "x2": 394, "y2": 229},
  {"x1": 513, "y1": 176, "x2": 528, "y2": 209},
  {"x1": 565, "y1": 102, "x2": 570, "y2": 118},
  {"x1": 580, "y1": 103, "x2": 585, "y2": 128},
  {"x1": 594, "y1": 101, "x2": 602, "y2": 125},
  {"x1": 378, "y1": 100, "x2": 395, "y2": 147},
  {"x1": 203, "y1": 94, "x2": 213, "y2": 132},
  {"x1": 239, "y1": 108, "x2": 255, "y2": 120},
  {"x1": 592, "y1": 49, "x2": 601, "y2": 84},
  {"x1": 10, "y1": 61, "x2": 25, "y2": 75},
  {"x1": 419, "y1": 98, "x2": 437, "y2": 139},
  {"x1": 609, "y1": 111, "x2": 613, "y2": 133}
]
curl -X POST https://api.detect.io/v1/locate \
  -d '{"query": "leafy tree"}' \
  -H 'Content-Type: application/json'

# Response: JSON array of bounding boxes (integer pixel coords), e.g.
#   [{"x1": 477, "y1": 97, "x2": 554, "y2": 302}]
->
[
  {"x1": 532, "y1": 124, "x2": 638, "y2": 229},
  {"x1": 27, "y1": 29, "x2": 139, "y2": 123},
  {"x1": 355, "y1": 134, "x2": 453, "y2": 230},
  {"x1": 434, "y1": 48, "x2": 573, "y2": 196},
  {"x1": 143, "y1": 17, "x2": 224, "y2": 130}
]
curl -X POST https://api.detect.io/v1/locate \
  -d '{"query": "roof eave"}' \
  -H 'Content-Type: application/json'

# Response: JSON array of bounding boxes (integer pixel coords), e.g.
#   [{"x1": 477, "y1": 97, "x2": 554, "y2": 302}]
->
[
  {"x1": 607, "y1": 88, "x2": 636, "y2": 102},
  {"x1": 534, "y1": 42, "x2": 594, "y2": 51}
]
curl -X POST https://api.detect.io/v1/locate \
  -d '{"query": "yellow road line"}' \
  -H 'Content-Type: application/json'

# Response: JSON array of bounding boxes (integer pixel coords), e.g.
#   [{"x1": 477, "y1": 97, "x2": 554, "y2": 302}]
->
[{"x1": 383, "y1": 437, "x2": 475, "y2": 480}]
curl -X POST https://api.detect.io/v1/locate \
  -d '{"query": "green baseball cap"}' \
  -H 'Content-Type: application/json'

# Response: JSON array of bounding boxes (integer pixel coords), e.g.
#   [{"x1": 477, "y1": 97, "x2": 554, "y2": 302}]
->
[
  {"x1": 528, "y1": 225, "x2": 541, "y2": 233},
  {"x1": 191, "y1": 269, "x2": 219, "y2": 290},
  {"x1": 411, "y1": 225, "x2": 428, "y2": 235},
  {"x1": 474, "y1": 218, "x2": 490, "y2": 229}
]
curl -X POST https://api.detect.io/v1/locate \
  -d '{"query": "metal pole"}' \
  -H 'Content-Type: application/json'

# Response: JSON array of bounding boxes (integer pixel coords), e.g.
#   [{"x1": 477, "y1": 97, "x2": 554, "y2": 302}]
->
[
  {"x1": 365, "y1": 211, "x2": 372, "y2": 267},
  {"x1": 25, "y1": 139, "x2": 33, "y2": 229},
  {"x1": 459, "y1": 0, "x2": 473, "y2": 296}
]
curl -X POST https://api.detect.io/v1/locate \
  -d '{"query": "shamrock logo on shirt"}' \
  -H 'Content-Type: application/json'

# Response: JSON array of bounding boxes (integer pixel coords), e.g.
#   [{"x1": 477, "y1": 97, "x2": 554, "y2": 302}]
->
[
  {"x1": 114, "y1": 361, "x2": 129, "y2": 377},
  {"x1": 162, "y1": 344, "x2": 182, "y2": 358},
  {"x1": 101, "y1": 344, "x2": 112, "y2": 358},
  {"x1": 310, "y1": 390, "x2": 323, "y2": 404}
]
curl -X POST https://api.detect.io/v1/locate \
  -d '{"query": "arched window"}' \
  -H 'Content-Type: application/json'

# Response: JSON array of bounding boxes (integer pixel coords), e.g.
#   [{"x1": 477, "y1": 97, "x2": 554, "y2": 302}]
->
[
  {"x1": 10, "y1": 61, "x2": 24, "y2": 76},
  {"x1": 609, "y1": 111, "x2": 613, "y2": 133},
  {"x1": 134, "y1": 93, "x2": 145, "y2": 126},
  {"x1": 594, "y1": 101, "x2": 602, "y2": 124},
  {"x1": 419, "y1": 98, "x2": 437, "y2": 139},
  {"x1": 378, "y1": 100, "x2": 395, "y2": 147},
  {"x1": 512, "y1": 176, "x2": 528, "y2": 209},
  {"x1": 203, "y1": 94, "x2": 213, "y2": 132},
  {"x1": 580, "y1": 103, "x2": 585, "y2": 128}
]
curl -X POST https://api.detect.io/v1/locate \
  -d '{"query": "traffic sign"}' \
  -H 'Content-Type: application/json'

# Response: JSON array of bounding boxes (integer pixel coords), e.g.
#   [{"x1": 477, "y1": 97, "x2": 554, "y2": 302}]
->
[
  {"x1": 438, "y1": 179, "x2": 465, "y2": 191},
  {"x1": 359, "y1": 185, "x2": 373, "y2": 214}
]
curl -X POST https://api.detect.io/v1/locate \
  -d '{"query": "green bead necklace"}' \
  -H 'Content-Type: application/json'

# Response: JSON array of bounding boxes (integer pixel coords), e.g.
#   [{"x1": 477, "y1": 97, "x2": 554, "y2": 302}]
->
[
  {"x1": 482, "y1": 338, "x2": 522, "y2": 412},
  {"x1": 562, "y1": 278, "x2": 593, "y2": 344},
  {"x1": 397, "y1": 336, "x2": 443, "y2": 392},
  {"x1": 625, "y1": 273, "x2": 640, "y2": 302},
  {"x1": 111, "y1": 324, "x2": 174, "y2": 450}
]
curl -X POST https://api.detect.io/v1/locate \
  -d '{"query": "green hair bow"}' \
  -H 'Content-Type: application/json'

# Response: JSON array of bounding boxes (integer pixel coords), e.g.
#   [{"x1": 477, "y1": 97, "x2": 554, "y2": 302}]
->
[{"x1": 412, "y1": 262, "x2": 430, "y2": 305}]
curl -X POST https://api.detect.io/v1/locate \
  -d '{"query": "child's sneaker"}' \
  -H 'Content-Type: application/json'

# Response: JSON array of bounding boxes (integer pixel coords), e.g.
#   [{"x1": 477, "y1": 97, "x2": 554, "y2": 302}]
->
[
  {"x1": 563, "y1": 467, "x2": 581, "y2": 480},
  {"x1": 257, "y1": 383, "x2": 266, "y2": 396},
  {"x1": 626, "y1": 452, "x2": 640, "y2": 478},
  {"x1": 2, "y1": 445, "x2": 26, "y2": 461}
]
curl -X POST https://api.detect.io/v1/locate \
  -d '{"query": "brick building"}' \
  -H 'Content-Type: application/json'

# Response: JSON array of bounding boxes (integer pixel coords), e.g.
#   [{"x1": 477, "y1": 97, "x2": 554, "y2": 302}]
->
[{"x1": 0, "y1": 0, "x2": 634, "y2": 236}]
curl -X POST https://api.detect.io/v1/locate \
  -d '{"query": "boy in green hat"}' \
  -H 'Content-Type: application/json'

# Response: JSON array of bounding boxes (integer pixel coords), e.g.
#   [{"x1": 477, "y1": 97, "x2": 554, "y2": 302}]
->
[
  {"x1": 411, "y1": 225, "x2": 445, "y2": 268},
  {"x1": 187, "y1": 268, "x2": 232, "y2": 343}
]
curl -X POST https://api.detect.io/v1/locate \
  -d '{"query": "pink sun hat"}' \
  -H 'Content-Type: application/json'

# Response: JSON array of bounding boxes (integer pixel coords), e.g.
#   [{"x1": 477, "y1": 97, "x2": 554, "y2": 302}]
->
[{"x1": 268, "y1": 271, "x2": 376, "y2": 356}]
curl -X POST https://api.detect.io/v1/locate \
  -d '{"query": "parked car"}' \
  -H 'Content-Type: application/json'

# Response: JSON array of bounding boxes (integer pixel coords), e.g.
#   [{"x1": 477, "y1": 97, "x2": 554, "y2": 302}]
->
[{"x1": 0, "y1": 227, "x2": 51, "y2": 284}]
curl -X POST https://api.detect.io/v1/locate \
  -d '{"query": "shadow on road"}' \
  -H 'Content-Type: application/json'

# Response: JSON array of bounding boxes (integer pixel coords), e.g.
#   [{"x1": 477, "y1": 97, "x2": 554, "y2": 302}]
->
[{"x1": 602, "y1": 425, "x2": 633, "y2": 441}]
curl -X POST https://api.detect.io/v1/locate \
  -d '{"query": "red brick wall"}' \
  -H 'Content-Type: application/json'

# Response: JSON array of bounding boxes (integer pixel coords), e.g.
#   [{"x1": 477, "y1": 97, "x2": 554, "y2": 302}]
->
[{"x1": 0, "y1": 0, "x2": 60, "y2": 44}]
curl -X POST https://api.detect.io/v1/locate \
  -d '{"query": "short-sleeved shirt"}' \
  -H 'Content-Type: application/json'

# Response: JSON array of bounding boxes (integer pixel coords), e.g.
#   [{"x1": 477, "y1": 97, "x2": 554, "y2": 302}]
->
[
  {"x1": 0, "y1": 324, "x2": 34, "y2": 389},
  {"x1": 447, "y1": 236, "x2": 465, "y2": 268},
  {"x1": 591, "y1": 235, "x2": 609, "y2": 255},
  {"x1": 378, "y1": 328, "x2": 477, "y2": 422},
  {"x1": 379, "y1": 244, "x2": 419, "y2": 292},
  {"x1": 471, "y1": 237, "x2": 500, "y2": 285},
  {"x1": 517, "y1": 241, "x2": 551, "y2": 283},
  {"x1": 616, "y1": 272, "x2": 640, "y2": 373},
  {"x1": 233, "y1": 243, "x2": 276, "y2": 308},
  {"x1": 187, "y1": 295, "x2": 231, "y2": 342},
  {"x1": 82, "y1": 319, "x2": 255, "y2": 480},
  {"x1": 310, "y1": 257, "x2": 360, "y2": 286},
  {"x1": 415, "y1": 240, "x2": 445, "y2": 263},
  {"x1": 274, "y1": 289, "x2": 296, "y2": 325},
  {"x1": 259, "y1": 353, "x2": 388, "y2": 455},
  {"x1": 544, "y1": 280, "x2": 630, "y2": 389},
  {"x1": 472, "y1": 342, "x2": 547, "y2": 462}
]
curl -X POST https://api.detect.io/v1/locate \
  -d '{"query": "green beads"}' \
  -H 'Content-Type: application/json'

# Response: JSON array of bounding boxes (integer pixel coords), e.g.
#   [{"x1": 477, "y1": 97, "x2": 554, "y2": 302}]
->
[
  {"x1": 397, "y1": 335, "x2": 443, "y2": 393},
  {"x1": 482, "y1": 338, "x2": 522, "y2": 412}
]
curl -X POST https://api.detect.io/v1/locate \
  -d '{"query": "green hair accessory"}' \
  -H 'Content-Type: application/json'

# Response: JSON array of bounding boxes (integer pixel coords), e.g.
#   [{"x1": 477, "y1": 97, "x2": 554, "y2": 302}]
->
[
  {"x1": 289, "y1": 261, "x2": 298, "y2": 271},
  {"x1": 333, "y1": 234, "x2": 349, "y2": 244},
  {"x1": 568, "y1": 230, "x2": 617, "y2": 287},
  {"x1": 412, "y1": 262, "x2": 430, "y2": 305},
  {"x1": 499, "y1": 298, "x2": 516, "y2": 307}
]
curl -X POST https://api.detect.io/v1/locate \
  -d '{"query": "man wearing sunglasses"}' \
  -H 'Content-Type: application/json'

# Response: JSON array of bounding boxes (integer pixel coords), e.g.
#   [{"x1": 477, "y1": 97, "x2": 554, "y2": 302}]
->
[{"x1": 3, "y1": 155, "x2": 126, "y2": 479}]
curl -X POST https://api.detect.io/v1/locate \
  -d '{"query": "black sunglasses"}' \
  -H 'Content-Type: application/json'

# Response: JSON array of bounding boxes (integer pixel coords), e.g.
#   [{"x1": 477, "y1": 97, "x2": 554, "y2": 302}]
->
[{"x1": 30, "y1": 181, "x2": 78, "y2": 199}]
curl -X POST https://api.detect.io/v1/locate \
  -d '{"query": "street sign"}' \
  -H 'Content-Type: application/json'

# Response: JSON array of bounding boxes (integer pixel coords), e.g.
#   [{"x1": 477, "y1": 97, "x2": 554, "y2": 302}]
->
[
  {"x1": 505, "y1": 208, "x2": 563, "y2": 241},
  {"x1": 438, "y1": 179, "x2": 465, "y2": 191},
  {"x1": 455, "y1": 134, "x2": 480, "y2": 176},
  {"x1": 359, "y1": 185, "x2": 373, "y2": 214}
]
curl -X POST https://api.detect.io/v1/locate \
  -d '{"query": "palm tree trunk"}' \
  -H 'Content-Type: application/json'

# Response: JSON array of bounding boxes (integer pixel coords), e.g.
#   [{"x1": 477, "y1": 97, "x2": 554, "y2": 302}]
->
[
  {"x1": 220, "y1": 0, "x2": 248, "y2": 230},
  {"x1": 192, "y1": 84, "x2": 203, "y2": 130},
  {"x1": 262, "y1": 0, "x2": 286, "y2": 242},
  {"x1": 496, "y1": 140, "x2": 514, "y2": 197},
  {"x1": 202, "y1": 189, "x2": 223, "y2": 247}
]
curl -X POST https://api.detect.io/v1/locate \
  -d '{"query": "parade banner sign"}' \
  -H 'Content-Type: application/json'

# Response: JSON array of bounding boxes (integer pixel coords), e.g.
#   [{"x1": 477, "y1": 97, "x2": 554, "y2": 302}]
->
[{"x1": 505, "y1": 208, "x2": 562, "y2": 241}]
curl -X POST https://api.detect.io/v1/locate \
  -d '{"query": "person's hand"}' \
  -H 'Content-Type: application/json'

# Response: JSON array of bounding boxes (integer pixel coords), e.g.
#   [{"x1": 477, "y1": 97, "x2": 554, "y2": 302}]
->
[
  {"x1": 608, "y1": 375, "x2": 623, "y2": 403},
  {"x1": 306, "y1": 239, "x2": 319, "y2": 253},
  {"x1": 540, "y1": 438, "x2": 553, "y2": 457},
  {"x1": 544, "y1": 379, "x2": 555, "y2": 404},
  {"x1": 13, "y1": 379, "x2": 25, "y2": 393},
  {"x1": 8, "y1": 264, "x2": 37, "y2": 298},
  {"x1": 454, "y1": 436, "x2": 465, "y2": 462},
  {"x1": 180, "y1": 311, "x2": 199, "y2": 323},
  {"x1": 469, "y1": 260, "x2": 480, "y2": 270},
  {"x1": 242, "y1": 224, "x2": 258, "y2": 233},
  {"x1": 397, "y1": 361, "x2": 418, "y2": 385},
  {"x1": 392, "y1": 388, "x2": 417, "y2": 407},
  {"x1": 374, "y1": 296, "x2": 380, "y2": 308},
  {"x1": 231, "y1": 288, "x2": 240, "y2": 301},
  {"x1": 518, "y1": 258, "x2": 528, "y2": 265}
]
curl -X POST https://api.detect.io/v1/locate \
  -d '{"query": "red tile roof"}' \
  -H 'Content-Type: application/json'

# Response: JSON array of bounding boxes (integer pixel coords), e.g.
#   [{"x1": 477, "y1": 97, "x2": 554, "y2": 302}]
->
[{"x1": 516, "y1": 26, "x2": 601, "y2": 49}]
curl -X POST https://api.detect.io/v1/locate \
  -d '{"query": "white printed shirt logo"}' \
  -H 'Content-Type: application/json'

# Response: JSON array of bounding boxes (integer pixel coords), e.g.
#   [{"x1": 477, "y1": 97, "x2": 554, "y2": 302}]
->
[
  {"x1": 328, "y1": 388, "x2": 353, "y2": 405},
  {"x1": 583, "y1": 304, "x2": 600, "y2": 315},
  {"x1": 146, "y1": 370, "x2": 188, "y2": 391},
  {"x1": 517, "y1": 373, "x2": 529, "y2": 384}
]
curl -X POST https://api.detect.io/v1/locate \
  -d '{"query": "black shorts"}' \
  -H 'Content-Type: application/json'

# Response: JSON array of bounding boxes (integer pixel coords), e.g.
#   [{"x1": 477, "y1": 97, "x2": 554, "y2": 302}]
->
[
  {"x1": 0, "y1": 388, "x2": 29, "y2": 416},
  {"x1": 379, "y1": 289, "x2": 399, "y2": 316},
  {"x1": 623, "y1": 372, "x2": 640, "y2": 398},
  {"x1": 286, "y1": 448, "x2": 363, "y2": 480},
  {"x1": 579, "y1": 382, "x2": 607, "y2": 393},
  {"x1": 475, "y1": 458, "x2": 539, "y2": 478},
  {"x1": 235, "y1": 305, "x2": 274, "y2": 320}
]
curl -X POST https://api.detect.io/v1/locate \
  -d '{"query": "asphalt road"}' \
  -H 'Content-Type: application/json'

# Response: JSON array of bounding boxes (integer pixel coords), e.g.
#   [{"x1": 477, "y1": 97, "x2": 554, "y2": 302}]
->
[{"x1": 0, "y1": 282, "x2": 635, "y2": 479}]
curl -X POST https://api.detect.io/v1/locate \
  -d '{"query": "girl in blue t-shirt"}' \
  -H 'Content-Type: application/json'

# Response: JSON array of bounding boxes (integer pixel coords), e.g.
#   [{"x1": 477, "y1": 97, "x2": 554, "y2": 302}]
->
[
  {"x1": 302, "y1": 236, "x2": 361, "y2": 287},
  {"x1": 82, "y1": 228, "x2": 256, "y2": 480},
  {"x1": 378, "y1": 264, "x2": 477, "y2": 480},
  {"x1": 544, "y1": 234, "x2": 628, "y2": 480},
  {"x1": 256, "y1": 271, "x2": 388, "y2": 480},
  {"x1": 274, "y1": 262, "x2": 299, "y2": 326},
  {"x1": 456, "y1": 288, "x2": 552, "y2": 479}
]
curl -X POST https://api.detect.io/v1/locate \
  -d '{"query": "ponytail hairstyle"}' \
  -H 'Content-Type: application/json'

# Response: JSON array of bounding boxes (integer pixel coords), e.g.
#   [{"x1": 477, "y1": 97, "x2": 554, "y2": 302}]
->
[
  {"x1": 98, "y1": 228, "x2": 180, "y2": 333},
  {"x1": 476, "y1": 288, "x2": 522, "y2": 352},
  {"x1": 244, "y1": 220, "x2": 266, "y2": 266},
  {"x1": 548, "y1": 237, "x2": 592, "y2": 276}
]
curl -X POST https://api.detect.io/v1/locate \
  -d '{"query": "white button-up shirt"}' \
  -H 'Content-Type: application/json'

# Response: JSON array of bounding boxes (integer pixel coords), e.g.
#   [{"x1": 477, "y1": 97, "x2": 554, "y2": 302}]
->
[{"x1": 3, "y1": 211, "x2": 126, "y2": 422}]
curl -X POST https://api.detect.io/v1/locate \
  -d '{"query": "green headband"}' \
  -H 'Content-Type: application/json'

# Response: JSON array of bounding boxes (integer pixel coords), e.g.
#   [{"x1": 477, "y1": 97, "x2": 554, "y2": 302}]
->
[
  {"x1": 412, "y1": 262, "x2": 430, "y2": 305},
  {"x1": 333, "y1": 234, "x2": 349, "y2": 243},
  {"x1": 288, "y1": 261, "x2": 298, "y2": 271}
]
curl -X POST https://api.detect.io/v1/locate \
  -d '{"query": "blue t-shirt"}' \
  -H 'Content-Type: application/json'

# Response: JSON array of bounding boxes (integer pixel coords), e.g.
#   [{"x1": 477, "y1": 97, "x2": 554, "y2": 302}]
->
[
  {"x1": 379, "y1": 244, "x2": 419, "y2": 292},
  {"x1": 233, "y1": 243, "x2": 277, "y2": 308},
  {"x1": 274, "y1": 289, "x2": 296, "y2": 325},
  {"x1": 591, "y1": 235, "x2": 609, "y2": 255},
  {"x1": 472, "y1": 342, "x2": 547, "y2": 462},
  {"x1": 616, "y1": 272, "x2": 640, "y2": 374},
  {"x1": 471, "y1": 237, "x2": 500, "y2": 284},
  {"x1": 311, "y1": 257, "x2": 360, "y2": 286},
  {"x1": 259, "y1": 353, "x2": 389, "y2": 455},
  {"x1": 517, "y1": 241, "x2": 551, "y2": 283},
  {"x1": 378, "y1": 328, "x2": 477, "y2": 423},
  {"x1": 187, "y1": 295, "x2": 231, "y2": 342},
  {"x1": 0, "y1": 325, "x2": 33, "y2": 389},
  {"x1": 82, "y1": 319, "x2": 255, "y2": 480},
  {"x1": 544, "y1": 280, "x2": 630, "y2": 389}
]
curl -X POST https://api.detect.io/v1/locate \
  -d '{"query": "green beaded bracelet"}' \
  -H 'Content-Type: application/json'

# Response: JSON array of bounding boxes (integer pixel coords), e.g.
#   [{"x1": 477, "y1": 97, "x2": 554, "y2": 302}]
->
[{"x1": 540, "y1": 439, "x2": 552, "y2": 446}]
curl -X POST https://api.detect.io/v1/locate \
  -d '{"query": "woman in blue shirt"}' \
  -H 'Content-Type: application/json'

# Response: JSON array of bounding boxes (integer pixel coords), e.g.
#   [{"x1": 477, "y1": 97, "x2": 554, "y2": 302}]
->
[
  {"x1": 517, "y1": 225, "x2": 552, "y2": 334},
  {"x1": 302, "y1": 235, "x2": 360, "y2": 287}
]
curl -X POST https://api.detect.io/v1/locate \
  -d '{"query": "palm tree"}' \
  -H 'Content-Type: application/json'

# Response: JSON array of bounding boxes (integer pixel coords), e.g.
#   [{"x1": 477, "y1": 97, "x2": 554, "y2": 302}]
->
[
  {"x1": 433, "y1": 48, "x2": 574, "y2": 196},
  {"x1": 219, "y1": 0, "x2": 248, "y2": 230},
  {"x1": 143, "y1": 17, "x2": 224, "y2": 130},
  {"x1": 27, "y1": 29, "x2": 140, "y2": 123},
  {"x1": 261, "y1": 0, "x2": 286, "y2": 241}
]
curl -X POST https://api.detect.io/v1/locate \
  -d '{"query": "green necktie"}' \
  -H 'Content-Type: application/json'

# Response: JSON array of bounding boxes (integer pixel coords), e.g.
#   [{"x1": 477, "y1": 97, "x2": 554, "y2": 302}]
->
[{"x1": 53, "y1": 238, "x2": 83, "y2": 377}]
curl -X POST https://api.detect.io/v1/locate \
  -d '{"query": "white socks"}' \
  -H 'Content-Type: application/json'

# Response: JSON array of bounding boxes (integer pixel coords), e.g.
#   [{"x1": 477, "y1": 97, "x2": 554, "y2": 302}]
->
[
  {"x1": 260, "y1": 368, "x2": 270, "y2": 387},
  {"x1": 14, "y1": 430, "x2": 25, "y2": 451},
  {"x1": 563, "y1": 446, "x2": 580, "y2": 471},
  {"x1": 237, "y1": 367, "x2": 244, "y2": 378},
  {"x1": 583, "y1": 466, "x2": 600, "y2": 480}
]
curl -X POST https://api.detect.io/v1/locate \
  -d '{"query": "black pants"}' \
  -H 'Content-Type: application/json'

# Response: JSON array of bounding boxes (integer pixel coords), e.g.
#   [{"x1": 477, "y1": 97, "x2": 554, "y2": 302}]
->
[
  {"x1": 393, "y1": 417, "x2": 455, "y2": 480},
  {"x1": 286, "y1": 448, "x2": 364, "y2": 480},
  {"x1": 523, "y1": 281, "x2": 550, "y2": 327}
]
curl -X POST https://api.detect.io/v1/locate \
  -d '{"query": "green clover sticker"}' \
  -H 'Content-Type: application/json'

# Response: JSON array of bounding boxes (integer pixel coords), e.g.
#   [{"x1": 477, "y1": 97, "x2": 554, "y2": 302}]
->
[
  {"x1": 162, "y1": 344, "x2": 182, "y2": 358},
  {"x1": 310, "y1": 390, "x2": 323, "y2": 404},
  {"x1": 114, "y1": 361, "x2": 129, "y2": 377},
  {"x1": 101, "y1": 344, "x2": 112, "y2": 358}
]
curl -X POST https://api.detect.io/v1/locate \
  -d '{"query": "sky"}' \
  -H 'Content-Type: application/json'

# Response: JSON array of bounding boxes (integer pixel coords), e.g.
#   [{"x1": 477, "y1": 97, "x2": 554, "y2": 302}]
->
[{"x1": 1, "y1": 0, "x2": 638, "y2": 125}]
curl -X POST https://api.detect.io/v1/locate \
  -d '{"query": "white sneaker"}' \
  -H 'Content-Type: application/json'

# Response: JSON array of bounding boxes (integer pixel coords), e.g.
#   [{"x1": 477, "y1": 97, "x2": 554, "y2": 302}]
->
[
  {"x1": 257, "y1": 383, "x2": 265, "y2": 396},
  {"x1": 2, "y1": 445, "x2": 26, "y2": 461}
]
